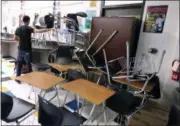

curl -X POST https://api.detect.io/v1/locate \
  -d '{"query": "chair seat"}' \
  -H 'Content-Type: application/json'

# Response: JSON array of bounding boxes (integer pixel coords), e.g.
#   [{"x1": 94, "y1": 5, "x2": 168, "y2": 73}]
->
[
  {"x1": 60, "y1": 108, "x2": 84, "y2": 125},
  {"x1": 106, "y1": 91, "x2": 142, "y2": 115},
  {"x1": 5, "y1": 98, "x2": 35, "y2": 122},
  {"x1": 36, "y1": 64, "x2": 51, "y2": 71},
  {"x1": 113, "y1": 78, "x2": 153, "y2": 92}
]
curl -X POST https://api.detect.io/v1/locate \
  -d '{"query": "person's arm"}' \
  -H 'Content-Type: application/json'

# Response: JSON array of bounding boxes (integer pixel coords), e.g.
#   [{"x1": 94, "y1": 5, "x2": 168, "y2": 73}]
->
[
  {"x1": 33, "y1": 28, "x2": 55, "y2": 33},
  {"x1": 14, "y1": 28, "x2": 20, "y2": 41},
  {"x1": 13, "y1": 35, "x2": 20, "y2": 41}
]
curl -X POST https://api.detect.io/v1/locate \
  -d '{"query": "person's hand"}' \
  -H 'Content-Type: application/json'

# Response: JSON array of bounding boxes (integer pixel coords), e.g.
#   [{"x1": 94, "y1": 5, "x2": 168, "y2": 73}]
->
[{"x1": 51, "y1": 28, "x2": 56, "y2": 32}]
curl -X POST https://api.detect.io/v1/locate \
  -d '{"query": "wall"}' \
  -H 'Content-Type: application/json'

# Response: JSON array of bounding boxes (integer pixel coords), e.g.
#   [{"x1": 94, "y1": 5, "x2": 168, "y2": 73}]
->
[{"x1": 136, "y1": 1, "x2": 179, "y2": 105}]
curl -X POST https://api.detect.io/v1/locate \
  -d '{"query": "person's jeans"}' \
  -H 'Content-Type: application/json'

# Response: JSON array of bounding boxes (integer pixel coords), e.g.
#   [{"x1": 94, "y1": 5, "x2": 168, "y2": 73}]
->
[{"x1": 16, "y1": 50, "x2": 32, "y2": 77}]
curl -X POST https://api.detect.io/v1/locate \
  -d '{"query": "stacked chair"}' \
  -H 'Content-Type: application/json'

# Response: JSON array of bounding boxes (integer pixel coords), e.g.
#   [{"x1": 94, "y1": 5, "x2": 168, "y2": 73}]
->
[{"x1": 96, "y1": 41, "x2": 166, "y2": 125}]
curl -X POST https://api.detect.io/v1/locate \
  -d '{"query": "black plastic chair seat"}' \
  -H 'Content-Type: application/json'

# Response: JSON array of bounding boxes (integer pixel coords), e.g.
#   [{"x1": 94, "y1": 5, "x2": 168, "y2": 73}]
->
[
  {"x1": 5, "y1": 98, "x2": 35, "y2": 122},
  {"x1": 36, "y1": 64, "x2": 51, "y2": 71},
  {"x1": 106, "y1": 91, "x2": 142, "y2": 115},
  {"x1": 38, "y1": 96, "x2": 84, "y2": 126},
  {"x1": 1, "y1": 92, "x2": 35, "y2": 123},
  {"x1": 60, "y1": 108, "x2": 84, "y2": 125}
]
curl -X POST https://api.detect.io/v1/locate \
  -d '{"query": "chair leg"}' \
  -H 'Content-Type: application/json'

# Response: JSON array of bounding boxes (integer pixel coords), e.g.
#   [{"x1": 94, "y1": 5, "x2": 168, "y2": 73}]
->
[
  {"x1": 96, "y1": 75, "x2": 101, "y2": 85},
  {"x1": 16, "y1": 121, "x2": 20, "y2": 126},
  {"x1": 28, "y1": 86, "x2": 33, "y2": 99},
  {"x1": 120, "y1": 115, "x2": 126, "y2": 125},
  {"x1": 125, "y1": 115, "x2": 131, "y2": 126}
]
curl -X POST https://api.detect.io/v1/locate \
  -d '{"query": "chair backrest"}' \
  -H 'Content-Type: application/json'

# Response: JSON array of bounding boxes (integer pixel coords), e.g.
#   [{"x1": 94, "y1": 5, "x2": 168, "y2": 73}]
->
[
  {"x1": 1, "y1": 92, "x2": 13, "y2": 120},
  {"x1": 167, "y1": 104, "x2": 180, "y2": 126},
  {"x1": 75, "y1": 51, "x2": 87, "y2": 72},
  {"x1": 66, "y1": 12, "x2": 87, "y2": 31},
  {"x1": 75, "y1": 50, "x2": 96, "y2": 73},
  {"x1": 38, "y1": 96, "x2": 63, "y2": 126},
  {"x1": 56, "y1": 46, "x2": 73, "y2": 64}
]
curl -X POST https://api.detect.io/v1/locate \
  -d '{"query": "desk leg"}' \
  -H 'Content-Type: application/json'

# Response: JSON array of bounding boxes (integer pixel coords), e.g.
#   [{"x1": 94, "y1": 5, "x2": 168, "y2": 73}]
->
[
  {"x1": 103, "y1": 102, "x2": 107, "y2": 124},
  {"x1": 34, "y1": 88, "x2": 37, "y2": 103},
  {"x1": 55, "y1": 85, "x2": 61, "y2": 107},
  {"x1": 77, "y1": 95, "x2": 80, "y2": 114},
  {"x1": 80, "y1": 99, "x2": 85, "y2": 115},
  {"x1": 28, "y1": 86, "x2": 33, "y2": 99},
  {"x1": 88, "y1": 104, "x2": 96, "y2": 121},
  {"x1": 95, "y1": 102, "x2": 107, "y2": 125},
  {"x1": 63, "y1": 91, "x2": 69, "y2": 106}
]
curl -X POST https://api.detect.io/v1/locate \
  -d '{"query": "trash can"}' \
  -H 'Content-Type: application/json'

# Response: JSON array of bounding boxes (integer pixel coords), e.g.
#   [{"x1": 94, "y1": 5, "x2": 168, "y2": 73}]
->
[{"x1": 173, "y1": 87, "x2": 180, "y2": 106}]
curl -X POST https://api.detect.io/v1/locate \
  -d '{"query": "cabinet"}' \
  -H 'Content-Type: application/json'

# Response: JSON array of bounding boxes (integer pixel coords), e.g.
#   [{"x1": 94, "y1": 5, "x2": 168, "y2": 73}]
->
[{"x1": 89, "y1": 17, "x2": 140, "y2": 64}]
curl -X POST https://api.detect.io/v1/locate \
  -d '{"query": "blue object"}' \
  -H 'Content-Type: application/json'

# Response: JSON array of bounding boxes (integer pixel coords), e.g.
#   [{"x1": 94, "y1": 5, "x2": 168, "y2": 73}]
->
[
  {"x1": 4, "y1": 91, "x2": 15, "y2": 97},
  {"x1": 65, "y1": 99, "x2": 82, "y2": 112}
]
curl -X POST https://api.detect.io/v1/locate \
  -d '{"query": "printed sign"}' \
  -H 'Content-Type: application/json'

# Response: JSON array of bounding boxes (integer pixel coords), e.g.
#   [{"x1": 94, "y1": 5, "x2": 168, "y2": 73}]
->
[{"x1": 143, "y1": 5, "x2": 168, "y2": 33}]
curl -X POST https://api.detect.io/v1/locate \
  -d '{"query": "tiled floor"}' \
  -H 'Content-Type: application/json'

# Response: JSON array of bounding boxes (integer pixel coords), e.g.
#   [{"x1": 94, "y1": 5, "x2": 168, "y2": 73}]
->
[{"x1": 1, "y1": 58, "x2": 118, "y2": 125}]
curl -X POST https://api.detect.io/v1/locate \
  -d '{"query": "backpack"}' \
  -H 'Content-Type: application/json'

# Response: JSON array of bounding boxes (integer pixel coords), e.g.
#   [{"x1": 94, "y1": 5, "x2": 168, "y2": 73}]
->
[{"x1": 66, "y1": 69, "x2": 86, "y2": 82}]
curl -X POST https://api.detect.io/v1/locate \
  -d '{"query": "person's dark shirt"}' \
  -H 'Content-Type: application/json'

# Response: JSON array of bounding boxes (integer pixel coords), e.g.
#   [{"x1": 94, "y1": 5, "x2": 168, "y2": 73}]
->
[{"x1": 15, "y1": 25, "x2": 34, "y2": 52}]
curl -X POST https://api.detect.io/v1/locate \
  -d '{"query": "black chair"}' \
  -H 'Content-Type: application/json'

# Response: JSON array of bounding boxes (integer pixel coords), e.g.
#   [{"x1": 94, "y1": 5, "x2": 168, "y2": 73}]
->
[
  {"x1": 66, "y1": 12, "x2": 87, "y2": 32},
  {"x1": 167, "y1": 104, "x2": 180, "y2": 126},
  {"x1": 105, "y1": 91, "x2": 143, "y2": 124},
  {"x1": 100, "y1": 49, "x2": 162, "y2": 125},
  {"x1": 34, "y1": 63, "x2": 51, "y2": 71},
  {"x1": 38, "y1": 95, "x2": 84, "y2": 126},
  {"x1": 1, "y1": 92, "x2": 35, "y2": 125},
  {"x1": 75, "y1": 50, "x2": 105, "y2": 73},
  {"x1": 49, "y1": 46, "x2": 74, "y2": 65}
]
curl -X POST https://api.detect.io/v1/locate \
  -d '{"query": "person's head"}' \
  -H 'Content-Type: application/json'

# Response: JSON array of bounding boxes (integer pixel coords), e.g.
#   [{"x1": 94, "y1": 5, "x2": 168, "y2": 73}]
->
[{"x1": 23, "y1": 15, "x2": 30, "y2": 25}]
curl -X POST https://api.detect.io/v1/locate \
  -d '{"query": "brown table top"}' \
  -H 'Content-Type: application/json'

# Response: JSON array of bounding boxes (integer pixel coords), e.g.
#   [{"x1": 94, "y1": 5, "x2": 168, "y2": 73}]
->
[
  {"x1": 113, "y1": 78, "x2": 153, "y2": 92},
  {"x1": 61, "y1": 79, "x2": 115, "y2": 105},
  {"x1": 49, "y1": 63, "x2": 82, "y2": 72},
  {"x1": 15, "y1": 72, "x2": 64, "y2": 90}
]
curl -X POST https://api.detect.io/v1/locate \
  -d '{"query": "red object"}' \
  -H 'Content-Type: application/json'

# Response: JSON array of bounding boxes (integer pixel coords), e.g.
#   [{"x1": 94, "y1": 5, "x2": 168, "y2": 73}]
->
[{"x1": 172, "y1": 71, "x2": 180, "y2": 81}]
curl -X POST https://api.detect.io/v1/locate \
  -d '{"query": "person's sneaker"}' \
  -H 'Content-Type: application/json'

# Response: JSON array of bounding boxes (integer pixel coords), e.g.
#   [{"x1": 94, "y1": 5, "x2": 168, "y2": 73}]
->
[{"x1": 15, "y1": 80, "x2": 21, "y2": 84}]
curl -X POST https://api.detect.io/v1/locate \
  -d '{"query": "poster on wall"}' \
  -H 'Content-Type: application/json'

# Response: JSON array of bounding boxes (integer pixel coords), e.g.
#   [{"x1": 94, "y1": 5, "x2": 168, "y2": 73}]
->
[{"x1": 143, "y1": 5, "x2": 168, "y2": 33}]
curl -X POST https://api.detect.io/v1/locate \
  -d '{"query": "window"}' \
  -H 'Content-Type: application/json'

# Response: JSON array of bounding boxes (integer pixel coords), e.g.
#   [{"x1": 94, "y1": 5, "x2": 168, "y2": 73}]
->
[{"x1": 105, "y1": 1, "x2": 143, "y2": 6}]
